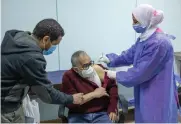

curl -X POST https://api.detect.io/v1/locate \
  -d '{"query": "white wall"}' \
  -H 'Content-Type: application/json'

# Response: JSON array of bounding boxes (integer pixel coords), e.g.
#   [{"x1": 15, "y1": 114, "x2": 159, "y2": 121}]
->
[
  {"x1": 1, "y1": 0, "x2": 59, "y2": 71},
  {"x1": 2, "y1": 0, "x2": 181, "y2": 71},
  {"x1": 163, "y1": 0, "x2": 181, "y2": 52},
  {"x1": 57, "y1": 0, "x2": 136, "y2": 69},
  {"x1": 137, "y1": 0, "x2": 181, "y2": 74},
  {"x1": 1, "y1": 0, "x2": 181, "y2": 121},
  {"x1": 1, "y1": 0, "x2": 61, "y2": 121},
  {"x1": 137, "y1": 0, "x2": 181, "y2": 52}
]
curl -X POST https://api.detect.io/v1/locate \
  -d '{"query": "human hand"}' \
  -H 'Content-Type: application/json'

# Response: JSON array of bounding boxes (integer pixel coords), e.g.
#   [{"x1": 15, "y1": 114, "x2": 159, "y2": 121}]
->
[
  {"x1": 72, "y1": 93, "x2": 84, "y2": 104},
  {"x1": 109, "y1": 112, "x2": 118, "y2": 122},
  {"x1": 93, "y1": 87, "x2": 109, "y2": 98},
  {"x1": 98, "y1": 53, "x2": 110, "y2": 64},
  {"x1": 105, "y1": 70, "x2": 116, "y2": 79}
]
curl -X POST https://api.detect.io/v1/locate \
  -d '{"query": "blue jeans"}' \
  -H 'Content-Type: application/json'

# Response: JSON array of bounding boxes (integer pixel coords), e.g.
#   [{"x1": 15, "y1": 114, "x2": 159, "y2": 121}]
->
[{"x1": 68, "y1": 112, "x2": 112, "y2": 123}]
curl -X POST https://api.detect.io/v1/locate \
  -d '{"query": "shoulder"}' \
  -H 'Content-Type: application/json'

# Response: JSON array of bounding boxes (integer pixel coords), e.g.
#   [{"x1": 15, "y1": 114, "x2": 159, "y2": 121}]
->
[
  {"x1": 63, "y1": 69, "x2": 77, "y2": 79},
  {"x1": 96, "y1": 64, "x2": 107, "y2": 69},
  {"x1": 24, "y1": 52, "x2": 45, "y2": 63},
  {"x1": 144, "y1": 33, "x2": 173, "y2": 52},
  {"x1": 21, "y1": 53, "x2": 46, "y2": 71}
]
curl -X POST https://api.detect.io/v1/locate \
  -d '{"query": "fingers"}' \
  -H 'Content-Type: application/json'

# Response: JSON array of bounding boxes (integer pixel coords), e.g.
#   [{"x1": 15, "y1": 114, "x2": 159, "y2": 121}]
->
[
  {"x1": 109, "y1": 113, "x2": 112, "y2": 121},
  {"x1": 100, "y1": 87, "x2": 105, "y2": 89},
  {"x1": 79, "y1": 93, "x2": 84, "y2": 101},
  {"x1": 98, "y1": 54, "x2": 110, "y2": 64},
  {"x1": 78, "y1": 93, "x2": 84, "y2": 100},
  {"x1": 112, "y1": 114, "x2": 117, "y2": 122},
  {"x1": 109, "y1": 113, "x2": 113, "y2": 121},
  {"x1": 98, "y1": 56, "x2": 103, "y2": 62},
  {"x1": 104, "y1": 93, "x2": 109, "y2": 97},
  {"x1": 106, "y1": 70, "x2": 116, "y2": 79},
  {"x1": 73, "y1": 93, "x2": 84, "y2": 104},
  {"x1": 109, "y1": 113, "x2": 117, "y2": 122},
  {"x1": 79, "y1": 93, "x2": 84, "y2": 96},
  {"x1": 76, "y1": 93, "x2": 84, "y2": 97},
  {"x1": 98, "y1": 56, "x2": 104, "y2": 63},
  {"x1": 80, "y1": 93, "x2": 83, "y2": 95}
]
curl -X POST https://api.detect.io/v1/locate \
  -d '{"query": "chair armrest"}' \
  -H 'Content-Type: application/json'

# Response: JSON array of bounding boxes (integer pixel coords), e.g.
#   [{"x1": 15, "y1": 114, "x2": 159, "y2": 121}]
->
[
  {"x1": 117, "y1": 112, "x2": 125, "y2": 123},
  {"x1": 58, "y1": 115, "x2": 68, "y2": 123},
  {"x1": 115, "y1": 94, "x2": 128, "y2": 123},
  {"x1": 118, "y1": 94, "x2": 128, "y2": 113},
  {"x1": 58, "y1": 104, "x2": 66, "y2": 117},
  {"x1": 58, "y1": 104, "x2": 69, "y2": 123}
]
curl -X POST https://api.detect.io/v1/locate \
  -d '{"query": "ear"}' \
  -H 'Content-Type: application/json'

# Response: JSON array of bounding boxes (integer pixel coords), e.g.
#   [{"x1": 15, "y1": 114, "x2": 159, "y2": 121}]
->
[
  {"x1": 73, "y1": 67, "x2": 79, "y2": 72},
  {"x1": 42, "y1": 36, "x2": 50, "y2": 44}
]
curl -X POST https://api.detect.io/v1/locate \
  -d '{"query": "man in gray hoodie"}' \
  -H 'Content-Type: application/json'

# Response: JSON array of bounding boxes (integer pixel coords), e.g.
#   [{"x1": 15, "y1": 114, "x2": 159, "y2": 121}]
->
[{"x1": 1, "y1": 19, "x2": 83, "y2": 123}]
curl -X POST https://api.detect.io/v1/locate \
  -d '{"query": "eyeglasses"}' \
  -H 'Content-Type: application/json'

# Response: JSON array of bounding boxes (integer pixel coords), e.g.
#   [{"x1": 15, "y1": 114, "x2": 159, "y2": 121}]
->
[{"x1": 82, "y1": 61, "x2": 94, "y2": 70}]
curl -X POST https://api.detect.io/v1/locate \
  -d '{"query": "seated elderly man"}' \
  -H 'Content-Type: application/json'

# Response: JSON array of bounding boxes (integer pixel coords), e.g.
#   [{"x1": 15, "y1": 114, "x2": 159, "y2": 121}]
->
[{"x1": 61, "y1": 50, "x2": 118, "y2": 123}]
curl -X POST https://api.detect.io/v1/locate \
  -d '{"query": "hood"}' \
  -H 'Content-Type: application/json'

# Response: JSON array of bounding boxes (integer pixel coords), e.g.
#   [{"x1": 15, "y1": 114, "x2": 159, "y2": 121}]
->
[{"x1": 1, "y1": 30, "x2": 42, "y2": 54}]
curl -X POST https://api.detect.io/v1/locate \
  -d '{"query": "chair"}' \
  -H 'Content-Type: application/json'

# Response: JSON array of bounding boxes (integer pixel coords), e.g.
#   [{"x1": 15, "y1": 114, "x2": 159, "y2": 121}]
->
[
  {"x1": 58, "y1": 89, "x2": 128, "y2": 123},
  {"x1": 46, "y1": 70, "x2": 129, "y2": 123}
]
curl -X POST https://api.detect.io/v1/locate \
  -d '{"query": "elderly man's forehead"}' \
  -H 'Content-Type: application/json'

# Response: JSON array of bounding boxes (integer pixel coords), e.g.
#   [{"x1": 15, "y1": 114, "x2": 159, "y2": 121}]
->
[
  {"x1": 79, "y1": 54, "x2": 90, "y2": 60},
  {"x1": 78, "y1": 54, "x2": 91, "y2": 64}
]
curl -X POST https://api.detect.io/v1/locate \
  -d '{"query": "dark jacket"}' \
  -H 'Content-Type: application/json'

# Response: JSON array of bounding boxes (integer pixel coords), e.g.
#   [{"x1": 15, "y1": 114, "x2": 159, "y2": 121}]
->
[
  {"x1": 61, "y1": 66, "x2": 118, "y2": 114},
  {"x1": 1, "y1": 30, "x2": 73, "y2": 113}
]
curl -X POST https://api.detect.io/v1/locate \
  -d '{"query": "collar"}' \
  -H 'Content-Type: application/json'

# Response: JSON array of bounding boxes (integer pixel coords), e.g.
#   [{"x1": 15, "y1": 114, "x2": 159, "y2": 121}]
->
[{"x1": 139, "y1": 27, "x2": 157, "y2": 42}]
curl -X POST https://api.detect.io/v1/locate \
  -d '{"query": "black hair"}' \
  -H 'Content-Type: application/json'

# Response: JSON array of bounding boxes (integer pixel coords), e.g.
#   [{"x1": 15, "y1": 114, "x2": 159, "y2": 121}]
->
[{"x1": 32, "y1": 18, "x2": 64, "y2": 41}]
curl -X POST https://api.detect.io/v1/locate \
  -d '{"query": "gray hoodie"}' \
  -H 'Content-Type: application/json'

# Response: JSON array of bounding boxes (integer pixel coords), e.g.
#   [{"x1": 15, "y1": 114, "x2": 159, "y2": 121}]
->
[{"x1": 1, "y1": 30, "x2": 73, "y2": 113}]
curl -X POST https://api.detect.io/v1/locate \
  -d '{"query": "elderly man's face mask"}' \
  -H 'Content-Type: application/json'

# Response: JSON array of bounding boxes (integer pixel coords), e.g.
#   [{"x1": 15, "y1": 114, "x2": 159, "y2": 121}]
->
[
  {"x1": 73, "y1": 54, "x2": 95, "y2": 78},
  {"x1": 78, "y1": 61, "x2": 95, "y2": 78}
]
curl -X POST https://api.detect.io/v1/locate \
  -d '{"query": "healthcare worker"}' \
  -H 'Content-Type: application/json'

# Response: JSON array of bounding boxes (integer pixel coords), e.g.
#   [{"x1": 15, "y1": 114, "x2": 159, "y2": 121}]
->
[
  {"x1": 1, "y1": 19, "x2": 83, "y2": 123},
  {"x1": 98, "y1": 4, "x2": 178, "y2": 123}
]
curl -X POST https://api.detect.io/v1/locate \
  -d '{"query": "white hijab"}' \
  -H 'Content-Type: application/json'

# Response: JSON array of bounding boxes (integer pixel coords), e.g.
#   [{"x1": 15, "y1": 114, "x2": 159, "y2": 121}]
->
[{"x1": 132, "y1": 4, "x2": 164, "y2": 42}]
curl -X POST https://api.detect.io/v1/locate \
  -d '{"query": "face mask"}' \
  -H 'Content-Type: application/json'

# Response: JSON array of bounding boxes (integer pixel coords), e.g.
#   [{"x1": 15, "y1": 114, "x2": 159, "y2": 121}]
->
[
  {"x1": 133, "y1": 24, "x2": 147, "y2": 33},
  {"x1": 78, "y1": 66, "x2": 95, "y2": 78},
  {"x1": 43, "y1": 45, "x2": 56, "y2": 55}
]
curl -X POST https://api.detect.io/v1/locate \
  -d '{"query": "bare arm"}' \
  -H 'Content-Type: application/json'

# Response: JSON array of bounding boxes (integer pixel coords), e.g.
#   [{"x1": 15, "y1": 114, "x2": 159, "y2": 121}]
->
[
  {"x1": 80, "y1": 92, "x2": 96, "y2": 105},
  {"x1": 81, "y1": 87, "x2": 109, "y2": 105}
]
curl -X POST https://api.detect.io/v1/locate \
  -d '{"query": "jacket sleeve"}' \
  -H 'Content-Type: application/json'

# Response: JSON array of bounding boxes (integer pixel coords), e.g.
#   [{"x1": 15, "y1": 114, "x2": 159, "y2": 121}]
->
[
  {"x1": 21, "y1": 57, "x2": 73, "y2": 105},
  {"x1": 116, "y1": 41, "x2": 171, "y2": 87},
  {"x1": 107, "y1": 79, "x2": 118, "y2": 114},
  {"x1": 98, "y1": 64, "x2": 118, "y2": 114},
  {"x1": 106, "y1": 44, "x2": 136, "y2": 67},
  {"x1": 61, "y1": 73, "x2": 80, "y2": 109}
]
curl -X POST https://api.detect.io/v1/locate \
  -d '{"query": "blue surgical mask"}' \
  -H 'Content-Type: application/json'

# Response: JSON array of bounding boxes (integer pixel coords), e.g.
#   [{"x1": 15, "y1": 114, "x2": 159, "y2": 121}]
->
[
  {"x1": 43, "y1": 45, "x2": 57, "y2": 55},
  {"x1": 133, "y1": 24, "x2": 147, "y2": 33}
]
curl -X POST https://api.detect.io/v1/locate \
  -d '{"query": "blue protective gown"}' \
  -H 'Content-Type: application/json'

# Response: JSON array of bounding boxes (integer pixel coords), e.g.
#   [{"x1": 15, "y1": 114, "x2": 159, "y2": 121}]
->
[{"x1": 106, "y1": 31, "x2": 178, "y2": 123}]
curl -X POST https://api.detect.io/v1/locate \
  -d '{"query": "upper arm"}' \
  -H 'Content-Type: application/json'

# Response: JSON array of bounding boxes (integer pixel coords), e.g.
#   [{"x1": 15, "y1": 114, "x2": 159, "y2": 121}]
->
[
  {"x1": 95, "y1": 64, "x2": 118, "y2": 94},
  {"x1": 92, "y1": 64, "x2": 105, "y2": 81}
]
